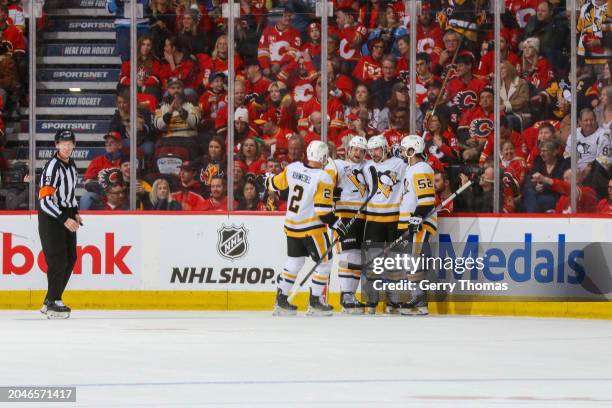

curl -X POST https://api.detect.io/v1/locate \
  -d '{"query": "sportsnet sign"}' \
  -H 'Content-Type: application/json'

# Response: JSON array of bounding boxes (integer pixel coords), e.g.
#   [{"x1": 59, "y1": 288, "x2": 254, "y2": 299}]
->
[
  {"x1": 52, "y1": 20, "x2": 114, "y2": 32},
  {"x1": 34, "y1": 120, "x2": 110, "y2": 134},
  {"x1": 38, "y1": 69, "x2": 119, "y2": 83}
]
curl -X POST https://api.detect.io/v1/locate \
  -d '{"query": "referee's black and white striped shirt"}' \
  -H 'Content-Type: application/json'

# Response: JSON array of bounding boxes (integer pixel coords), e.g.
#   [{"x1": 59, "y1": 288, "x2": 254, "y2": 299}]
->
[{"x1": 38, "y1": 153, "x2": 78, "y2": 222}]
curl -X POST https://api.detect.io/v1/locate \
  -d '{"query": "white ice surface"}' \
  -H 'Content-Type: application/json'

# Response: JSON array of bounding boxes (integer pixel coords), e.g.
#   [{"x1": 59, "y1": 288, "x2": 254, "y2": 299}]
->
[{"x1": 1, "y1": 311, "x2": 612, "y2": 408}]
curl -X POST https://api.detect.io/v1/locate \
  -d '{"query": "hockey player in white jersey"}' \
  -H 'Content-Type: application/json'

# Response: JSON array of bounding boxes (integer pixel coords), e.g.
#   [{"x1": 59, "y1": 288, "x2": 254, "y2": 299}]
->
[
  {"x1": 397, "y1": 134, "x2": 437, "y2": 315},
  {"x1": 329, "y1": 135, "x2": 370, "y2": 314},
  {"x1": 268, "y1": 141, "x2": 348, "y2": 316},
  {"x1": 362, "y1": 135, "x2": 407, "y2": 314}
]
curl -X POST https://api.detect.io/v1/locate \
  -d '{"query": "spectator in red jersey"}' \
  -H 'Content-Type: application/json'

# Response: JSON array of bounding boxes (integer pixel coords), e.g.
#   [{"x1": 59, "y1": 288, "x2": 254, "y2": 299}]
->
[
  {"x1": 198, "y1": 72, "x2": 227, "y2": 132},
  {"x1": 500, "y1": 141, "x2": 527, "y2": 212},
  {"x1": 301, "y1": 111, "x2": 322, "y2": 148},
  {"x1": 479, "y1": 116, "x2": 529, "y2": 165},
  {"x1": 118, "y1": 35, "x2": 163, "y2": 100},
  {"x1": 416, "y1": 3, "x2": 444, "y2": 67},
  {"x1": 209, "y1": 34, "x2": 243, "y2": 75},
  {"x1": 160, "y1": 37, "x2": 199, "y2": 101},
  {"x1": 434, "y1": 170, "x2": 454, "y2": 215},
  {"x1": 371, "y1": 55, "x2": 398, "y2": 110},
  {"x1": 0, "y1": 4, "x2": 24, "y2": 57},
  {"x1": 352, "y1": 38, "x2": 384, "y2": 84},
  {"x1": 81, "y1": 132, "x2": 124, "y2": 210},
  {"x1": 149, "y1": 0, "x2": 177, "y2": 58},
  {"x1": 445, "y1": 53, "x2": 487, "y2": 115},
  {"x1": 500, "y1": 61, "x2": 531, "y2": 131},
  {"x1": 175, "y1": 160, "x2": 207, "y2": 198},
  {"x1": 201, "y1": 175, "x2": 237, "y2": 211},
  {"x1": 257, "y1": 6, "x2": 301, "y2": 78},
  {"x1": 412, "y1": 53, "x2": 438, "y2": 108},
  {"x1": 519, "y1": 37, "x2": 553, "y2": 94},
  {"x1": 238, "y1": 178, "x2": 264, "y2": 211},
  {"x1": 476, "y1": 34, "x2": 521, "y2": 83},
  {"x1": 525, "y1": 122, "x2": 559, "y2": 166},
  {"x1": 145, "y1": 178, "x2": 182, "y2": 211},
  {"x1": 532, "y1": 168, "x2": 599, "y2": 213},
  {"x1": 259, "y1": 110, "x2": 294, "y2": 156},
  {"x1": 423, "y1": 112, "x2": 460, "y2": 168},
  {"x1": 382, "y1": 106, "x2": 411, "y2": 153},
  {"x1": 266, "y1": 80, "x2": 296, "y2": 131},
  {"x1": 299, "y1": 77, "x2": 345, "y2": 141},
  {"x1": 245, "y1": 60, "x2": 271, "y2": 101},
  {"x1": 177, "y1": 6, "x2": 209, "y2": 55},
  {"x1": 333, "y1": 6, "x2": 367, "y2": 72},
  {"x1": 596, "y1": 179, "x2": 612, "y2": 214},
  {"x1": 523, "y1": 139, "x2": 570, "y2": 212},
  {"x1": 458, "y1": 86, "x2": 494, "y2": 149},
  {"x1": 98, "y1": 182, "x2": 129, "y2": 211},
  {"x1": 238, "y1": 138, "x2": 266, "y2": 175},
  {"x1": 171, "y1": 166, "x2": 206, "y2": 211},
  {"x1": 301, "y1": 22, "x2": 322, "y2": 67}
]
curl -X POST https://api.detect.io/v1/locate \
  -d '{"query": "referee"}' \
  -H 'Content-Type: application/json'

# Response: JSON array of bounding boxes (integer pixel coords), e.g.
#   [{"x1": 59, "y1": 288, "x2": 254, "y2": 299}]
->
[{"x1": 38, "y1": 129, "x2": 82, "y2": 319}]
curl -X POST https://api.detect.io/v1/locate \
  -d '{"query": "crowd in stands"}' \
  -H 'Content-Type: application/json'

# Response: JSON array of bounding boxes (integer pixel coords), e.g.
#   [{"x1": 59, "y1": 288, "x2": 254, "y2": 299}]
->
[{"x1": 0, "y1": 0, "x2": 611, "y2": 214}]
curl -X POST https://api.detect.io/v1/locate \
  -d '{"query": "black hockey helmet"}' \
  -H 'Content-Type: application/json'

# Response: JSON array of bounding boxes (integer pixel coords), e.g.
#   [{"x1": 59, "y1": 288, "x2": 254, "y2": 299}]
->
[{"x1": 55, "y1": 129, "x2": 76, "y2": 143}]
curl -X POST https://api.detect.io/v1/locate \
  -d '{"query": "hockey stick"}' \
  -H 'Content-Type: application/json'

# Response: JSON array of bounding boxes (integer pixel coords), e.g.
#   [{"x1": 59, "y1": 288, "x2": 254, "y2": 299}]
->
[
  {"x1": 341, "y1": 180, "x2": 473, "y2": 271},
  {"x1": 287, "y1": 165, "x2": 379, "y2": 303}
]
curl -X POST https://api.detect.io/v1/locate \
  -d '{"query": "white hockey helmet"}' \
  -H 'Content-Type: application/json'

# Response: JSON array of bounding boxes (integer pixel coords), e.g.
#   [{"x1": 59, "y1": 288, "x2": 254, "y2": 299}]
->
[
  {"x1": 367, "y1": 135, "x2": 388, "y2": 152},
  {"x1": 348, "y1": 135, "x2": 368, "y2": 150},
  {"x1": 306, "y1": 140, "x2": 329, "y2": 165},
  {"x1": 400, "y1": 134, "x2": 425, "y2": 159}
]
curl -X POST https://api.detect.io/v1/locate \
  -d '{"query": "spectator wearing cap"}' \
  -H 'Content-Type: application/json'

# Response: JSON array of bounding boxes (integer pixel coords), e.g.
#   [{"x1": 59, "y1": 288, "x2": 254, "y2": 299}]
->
[
  {"x1": 118, "y1": 35, "x2": 162, "y2": 100},
  {"x1": 198, "y1": 72, "x2": 227, "y2": 132},
  {"x1": 224, "y1": 107, "x2": 259, "y2": 149},
  {"x1": 155, "y1": 78, "x2": 201, "y2": 145},
  {"x1": 146, "y1": 178, "x2": 182, "y2": 211},
  {"x1": 500, "y1": 60, "x2": 531, "y2": 131},
  {"x1": 371, "y1": 55, "x2": 399, "y2": 110},
  {"x1": 175, "y1": 160, "x2": 207, "y2": 198},
  {"x1": 301, "y1": 22, "x2": 322, "y2": 68},
  {"x1": 80, "y1": 132, "x2": 124, "y2": 210},
  {"x1": 420, "y1": 79, "x2": 462, "y2": 133},
  {"x1": 258, "y1": 110, "x2": 295, "y2": 156},
  {"x1": 149, "y1": 0, "x2": 177, "y2": 58},
  {"x1": 519, "y1": 37, "x2": 553, "y2": 94},
  {"x1": 445, "y1": 53, "x2": 487, "y2": 115},
  {"x1": 119, "y1": 157, "x2": 152, "y2": 210},
  {"x1": 237, "y1": 138, "x2": 266, "y2": 175},
  {"x1": 177, "y1": 6, "x2": 210, "y2": 56},
  {"x1": 245, "y1": 60, "x2": 272, "y2": 100},
  {"x1": 201, "y1": 175, "x2": 238, "y2": 211},
  {"x1": 160, "y1": 36, "x2": 199, "y2": 100},
  {"x1": 352, "y1": 38, "x2": 384, "y2": 84},
  {"x1": 109, "y1": 89, "x2": 156, "y2": 160},
  {"x1": 257, "y1": 6, "x2": 301, "y2": 77}
]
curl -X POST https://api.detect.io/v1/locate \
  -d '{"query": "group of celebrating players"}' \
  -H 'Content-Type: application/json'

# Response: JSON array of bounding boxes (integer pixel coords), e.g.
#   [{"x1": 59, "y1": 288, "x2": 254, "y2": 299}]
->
[{"x1": 268, "y1": 133, "x2": 437, "y2": 316}]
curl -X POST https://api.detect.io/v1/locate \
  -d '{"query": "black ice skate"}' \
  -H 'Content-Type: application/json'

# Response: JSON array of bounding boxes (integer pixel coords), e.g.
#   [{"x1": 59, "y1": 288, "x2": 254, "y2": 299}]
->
[
  {"x1": 40, "y1": 299, "x2": 50, "y2": 315},
  {"x1": 272, "y1": 289, "x2": 297, "y2": 316},
  {"x1": 385, "y1": 302, "x2": 401, "y2": 315},
  {"x1": 306, "y1": 289, "x2": 333, "y2": 316},
  {"x1": 46, "y1": 301, "x2": 71, "y2": 319},
  {"x1": 365, "y1": 302, "x2": 378, "y2": 315},
  {"x1": 400, "y1": 293, "x2": 428, "y2": 316},
  {"x1": 340, "y1": 292, "x2": 365, "y2": 315}
]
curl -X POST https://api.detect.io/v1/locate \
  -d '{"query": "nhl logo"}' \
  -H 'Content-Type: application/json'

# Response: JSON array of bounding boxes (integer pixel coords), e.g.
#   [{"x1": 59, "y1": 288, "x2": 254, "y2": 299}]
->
[{"x1": 217, "y1": 224, "x2": 249, "y2": 260}]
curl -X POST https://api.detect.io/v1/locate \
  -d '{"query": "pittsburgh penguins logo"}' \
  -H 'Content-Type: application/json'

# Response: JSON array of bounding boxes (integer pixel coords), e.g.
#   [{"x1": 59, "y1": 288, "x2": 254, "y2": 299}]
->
[
  {"x1": 453, "y1": 90, "x2": 478, "y2": 111},
  {"x1": 469, "y1": 118, "x2": 494, "y2": 139},
  {"x1": 347, "y1": 168, "x2": 368, "y2": 197},
  {"x1": 377, "y1": 170, "x2": 399, "y2": 198},
  {"x1": 576, "y1": 141, "x2": 591, "y2": 158}
]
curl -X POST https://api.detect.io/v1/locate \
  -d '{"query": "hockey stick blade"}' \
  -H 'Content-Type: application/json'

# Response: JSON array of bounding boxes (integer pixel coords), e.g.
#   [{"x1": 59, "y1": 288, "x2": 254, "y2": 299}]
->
[{"x1": 286, "y1": 165, "x2": 379, "y2": 303}]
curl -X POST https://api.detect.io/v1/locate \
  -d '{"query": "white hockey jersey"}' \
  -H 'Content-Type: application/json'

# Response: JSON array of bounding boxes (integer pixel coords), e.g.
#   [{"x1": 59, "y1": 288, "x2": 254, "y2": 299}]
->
[
  {"x1": 328, "y1": 159, "x2": 371, "y2": 219},
  {"x1": 564, "y1": 126, "x2": 612, "y2": 171},
  {"x1": 399, "y1": 160, "x2": 437, "y2": 234},
  {"x1": 364, "y1": 156, "x2": 407, "y2": 223},
  {"x1": 269, "y1": 162, "x2": 334, "y2": 238}
]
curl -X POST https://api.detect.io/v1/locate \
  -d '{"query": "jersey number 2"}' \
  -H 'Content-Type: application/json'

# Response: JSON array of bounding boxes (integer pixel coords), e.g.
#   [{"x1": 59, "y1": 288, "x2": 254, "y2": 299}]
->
[{"x1": 288, "y1": 185, "x2": 304, "y2": 213}]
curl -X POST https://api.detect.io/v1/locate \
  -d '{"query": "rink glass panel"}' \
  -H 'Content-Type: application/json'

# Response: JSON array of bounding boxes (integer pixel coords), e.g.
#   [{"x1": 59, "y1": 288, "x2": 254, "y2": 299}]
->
[{"x1": 1, "y1": 0, "x2": 602, "y2": 215}]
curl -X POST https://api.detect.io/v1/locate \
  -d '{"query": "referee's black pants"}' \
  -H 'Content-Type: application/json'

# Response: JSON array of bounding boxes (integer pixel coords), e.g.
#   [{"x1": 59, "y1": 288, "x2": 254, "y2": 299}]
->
[{"x1": 38, "y1": 210, "x2": 77, "y2": 303}]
